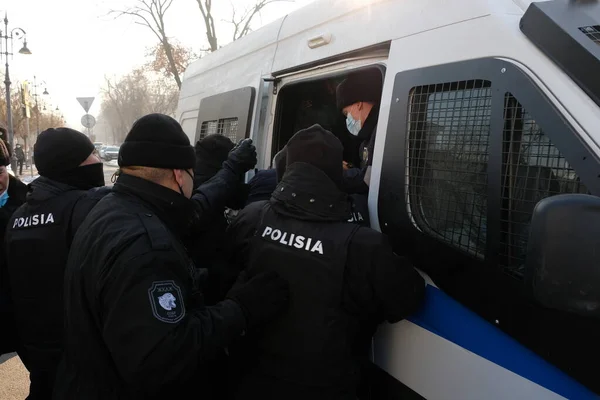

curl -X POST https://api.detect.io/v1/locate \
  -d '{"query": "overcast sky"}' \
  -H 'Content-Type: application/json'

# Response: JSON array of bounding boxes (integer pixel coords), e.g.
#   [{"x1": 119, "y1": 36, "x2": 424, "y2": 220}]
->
[{"x1": 1, "y1": 0, "x2": 313, "y2": 131}]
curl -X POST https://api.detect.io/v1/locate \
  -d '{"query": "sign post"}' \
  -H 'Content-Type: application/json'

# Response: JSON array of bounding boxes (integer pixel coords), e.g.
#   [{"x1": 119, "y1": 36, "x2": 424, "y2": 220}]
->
[
  {"x1": 76, "y1": 97, "x2": 96, "y2": 139},
  {"x1": 76, "y1": 97, "x2": 95, "y2": 113}
]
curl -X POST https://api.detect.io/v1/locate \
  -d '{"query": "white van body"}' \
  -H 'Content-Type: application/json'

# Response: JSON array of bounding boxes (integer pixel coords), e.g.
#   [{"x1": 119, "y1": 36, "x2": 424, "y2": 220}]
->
[{"x1": 176, "y1": 1, "x2": 600, "y2": 398}]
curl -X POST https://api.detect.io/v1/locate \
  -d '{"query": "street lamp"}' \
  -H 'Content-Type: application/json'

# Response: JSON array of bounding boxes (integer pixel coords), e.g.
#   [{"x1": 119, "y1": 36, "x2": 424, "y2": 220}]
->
[
  {"x1": 0, "y1": 13, "x2": 31, "y2": 172},
  {"x1": 27, "y1": 75, "x2": 49, "y2": 138}
]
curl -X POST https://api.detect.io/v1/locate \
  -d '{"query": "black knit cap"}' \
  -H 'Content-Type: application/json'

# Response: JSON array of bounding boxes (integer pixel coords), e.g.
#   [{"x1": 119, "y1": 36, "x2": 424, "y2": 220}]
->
[
  {"x1": 336, "y1": 69, "x2": 383, "y2": 111},
  {"x1": 285, "y1": 124, "x2": 343, "y2": 188},
  {"x1": 119, "y1": 113, "x2": 195, "y2": 170},
  {"x1": 195, "y1": 134, "x2": 235, "y2": 169},
  {"x1": 35, "y1": 128, "x2": 95, "y2": 176}
]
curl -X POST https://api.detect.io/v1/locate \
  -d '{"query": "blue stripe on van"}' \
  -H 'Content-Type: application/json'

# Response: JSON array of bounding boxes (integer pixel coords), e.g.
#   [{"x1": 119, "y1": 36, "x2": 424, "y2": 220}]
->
[{"x1": 408, "y1": 285, "x2": 598, "y2": 400}]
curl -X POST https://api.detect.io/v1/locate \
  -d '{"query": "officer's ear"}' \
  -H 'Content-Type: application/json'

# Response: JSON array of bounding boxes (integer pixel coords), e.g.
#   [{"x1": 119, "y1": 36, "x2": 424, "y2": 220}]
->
[{"x1": 172, "y1": 169, "x2": 185, "y2": 188}]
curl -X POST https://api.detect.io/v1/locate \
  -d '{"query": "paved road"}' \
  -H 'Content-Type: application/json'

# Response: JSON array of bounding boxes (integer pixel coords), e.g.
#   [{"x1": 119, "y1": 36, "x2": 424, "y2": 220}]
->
[
  {"x1": 0, "y1": 353, "x2": 28, "y2": 399},
  {"x1": 103, "y1": 160, "x2": 119, "y2": 186}
]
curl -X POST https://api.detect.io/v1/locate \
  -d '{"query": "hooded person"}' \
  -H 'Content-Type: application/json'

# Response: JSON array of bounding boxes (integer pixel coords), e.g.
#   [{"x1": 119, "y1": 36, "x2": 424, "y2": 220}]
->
[
  {"x1": 54, "y1": 113, "x2": 290, "y2": 400},
  {"x1": 0, "y1": 138, "x2": 28, "y2": 358},
  {"x1": 189, "y1": 134, "x2": 249, "y2": 305},
  {"x1": 4, "y1": 128, "x2": 109, "y2": 399},
  {"x1": 336, "y1": 69, "x2": 383, "y2": 187},
  {"x1": 226, "y1": 124, "x2": 425, "y2": 400},
  {"x1": 260, "y1": 144, "x2": 369, "y2": 226}
]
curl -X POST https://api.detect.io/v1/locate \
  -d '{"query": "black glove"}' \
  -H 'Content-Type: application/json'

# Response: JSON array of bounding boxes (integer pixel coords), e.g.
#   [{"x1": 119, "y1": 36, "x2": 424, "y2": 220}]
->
[
  {"x1": 226, "y1": 270, "x2": 290, "y2": 330},
  {"x1": 223, "y1": 138, "x2": 257, "y2": 176}
]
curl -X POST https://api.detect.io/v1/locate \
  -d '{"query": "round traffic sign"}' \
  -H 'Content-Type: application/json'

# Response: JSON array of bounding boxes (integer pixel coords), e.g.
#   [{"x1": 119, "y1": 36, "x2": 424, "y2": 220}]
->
[{"x1": 81, "y1": 114, "x2": 96, "y2": 129}]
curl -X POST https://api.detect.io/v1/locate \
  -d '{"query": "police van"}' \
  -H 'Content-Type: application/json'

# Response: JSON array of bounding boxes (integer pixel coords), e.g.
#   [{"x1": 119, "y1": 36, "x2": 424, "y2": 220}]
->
[{"x1": 176, "y1": 0, "x2": 600, "y2": 398}]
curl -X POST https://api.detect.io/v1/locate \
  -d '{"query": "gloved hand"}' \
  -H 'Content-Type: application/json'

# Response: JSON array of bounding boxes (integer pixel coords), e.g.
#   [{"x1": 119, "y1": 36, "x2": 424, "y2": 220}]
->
[
  {"x1": 226, "y1": 270, "x2": 290, "y2": 330},
  {"x1": 223, "y1": 138, "x2": 257, "y2": 176}
]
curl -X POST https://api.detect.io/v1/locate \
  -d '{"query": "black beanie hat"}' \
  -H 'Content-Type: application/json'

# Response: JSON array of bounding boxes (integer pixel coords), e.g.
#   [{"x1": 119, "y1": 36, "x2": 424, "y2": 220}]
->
[
  {"x1": 195, "y1": 134, "x2": 235, "y2": 169},
  {"x1": 285, "y1": 124, "x2": 343, "y2": 188},
  {"x1": 35, "y1": 128, "x2": 95, "y2": 176},
  {"x1": 336, "y1": 69, "x2": 383, "y2": 111},
  {"x1": 119, "y1": 113, "x2": 195, "y2": 170}
]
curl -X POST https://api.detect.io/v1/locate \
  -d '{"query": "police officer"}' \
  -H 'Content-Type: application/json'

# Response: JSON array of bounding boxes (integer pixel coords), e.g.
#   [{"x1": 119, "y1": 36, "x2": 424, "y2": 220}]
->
[
  {"x1": 190, "y1": 134, "x2": 249, "y2": 305},
  {"x1": 55, "y1": 113, "x2": 289, "y2": 399},
  {"x1": 336, "y1": 69, "x2": 383, "y2": 186},
  {"x1": 0, "y1": 138, "x2": 28, "y2": 358},
  {"x1": 5, "y1": 128, "x2": 108, "y2": 399},
  {"x1": 227, "y1": 124, "x2": 425, "y2": 400}
]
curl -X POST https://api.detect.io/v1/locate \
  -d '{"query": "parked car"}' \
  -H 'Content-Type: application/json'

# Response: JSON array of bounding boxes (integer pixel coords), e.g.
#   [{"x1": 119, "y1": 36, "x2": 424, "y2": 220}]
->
[{"x1": 102, "y1": 146, "x2": 120, "y2": 161}]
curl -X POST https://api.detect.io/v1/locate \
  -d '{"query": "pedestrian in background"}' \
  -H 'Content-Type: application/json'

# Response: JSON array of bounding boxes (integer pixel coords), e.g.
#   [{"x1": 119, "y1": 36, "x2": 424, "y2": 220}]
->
[{"x1": 15, "y1": 144, "x2": 25, "y2": 176}]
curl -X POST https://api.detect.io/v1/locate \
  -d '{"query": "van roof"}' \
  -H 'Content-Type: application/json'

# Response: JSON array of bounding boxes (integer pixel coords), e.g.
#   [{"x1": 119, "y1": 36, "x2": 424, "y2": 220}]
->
[{"x1": 182, "y1": 0, "x2": 540, "y2": 82}]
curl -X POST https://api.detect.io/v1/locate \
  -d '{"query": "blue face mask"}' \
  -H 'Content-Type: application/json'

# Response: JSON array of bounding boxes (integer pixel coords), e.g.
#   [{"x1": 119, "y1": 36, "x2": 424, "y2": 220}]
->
[
  {"x1": 346, "y1": 112, "x2": 362, "y2": 136},
  {"x1": 0, "y1": 190, "x2": 9, "y2": 208}
]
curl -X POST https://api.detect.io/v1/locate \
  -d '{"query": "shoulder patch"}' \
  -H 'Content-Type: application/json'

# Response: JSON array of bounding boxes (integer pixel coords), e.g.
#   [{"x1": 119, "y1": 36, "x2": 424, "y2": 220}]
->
[{"x1": 148, "y1": 280, "x2": 185, "y2": 323}]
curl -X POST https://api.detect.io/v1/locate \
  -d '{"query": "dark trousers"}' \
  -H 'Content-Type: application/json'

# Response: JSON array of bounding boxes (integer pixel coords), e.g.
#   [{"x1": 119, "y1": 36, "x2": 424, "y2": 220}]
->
[{"x1": 17, "y1": 160, "x2": 23, "y2": 175}]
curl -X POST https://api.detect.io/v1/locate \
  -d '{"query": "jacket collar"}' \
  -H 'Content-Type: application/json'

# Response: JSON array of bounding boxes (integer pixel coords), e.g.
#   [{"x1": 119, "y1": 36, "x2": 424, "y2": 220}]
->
[
  {"x1": 271, "y1": 162, "x2": 352, "y2": 222},
  {"x1": 26, "y1": 176, "x2": 78, "y2": 204},
  {"x1": 113, "y1": 173, "x2": 199, "y2": 239},
  {"x1": 357, "y1": 104, "x2": 380, "y2": 142}
]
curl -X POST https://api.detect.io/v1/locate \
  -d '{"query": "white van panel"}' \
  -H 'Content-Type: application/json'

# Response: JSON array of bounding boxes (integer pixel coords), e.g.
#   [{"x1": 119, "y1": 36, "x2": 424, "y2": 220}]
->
[
  {"x1": 375, "y1": 321, "x2": 566, "y2": 400},
  {"x1": 368, "y1": 12, "x2": 600, "y2": 232}
]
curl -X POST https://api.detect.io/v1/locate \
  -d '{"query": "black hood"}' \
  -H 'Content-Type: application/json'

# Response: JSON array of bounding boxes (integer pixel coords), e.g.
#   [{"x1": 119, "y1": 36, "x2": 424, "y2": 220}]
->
[{"x1": 271, "y1": 162, "x2": 352, "y2": 222}]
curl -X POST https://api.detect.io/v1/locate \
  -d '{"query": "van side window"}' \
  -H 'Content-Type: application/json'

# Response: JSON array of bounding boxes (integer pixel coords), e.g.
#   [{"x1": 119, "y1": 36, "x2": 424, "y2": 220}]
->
[
  {"x1": 407, "y1": 80, "x2": 492, "y2": 259},
  {"x1": 200, "y1": 120, "x2": 218, "y2": 138},
  {"x1": 500, "y1": 93, "x2": 588, "y2": 276},
  {"x1": 199, "y1": 118, "x2": 239, "y2": 142},
  {"x1": 195, "y1": 87, "x2": 255, "y2": 143}
]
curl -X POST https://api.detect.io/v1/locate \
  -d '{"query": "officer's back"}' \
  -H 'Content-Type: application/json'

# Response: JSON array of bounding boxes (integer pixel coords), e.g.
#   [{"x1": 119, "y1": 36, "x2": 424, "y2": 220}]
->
[
  {"x1": 227, "y1": 125, "x2": 426, "y2": 400},
  {"x1": 6, "y1": 128, "x2": 107, "y2": 399}
]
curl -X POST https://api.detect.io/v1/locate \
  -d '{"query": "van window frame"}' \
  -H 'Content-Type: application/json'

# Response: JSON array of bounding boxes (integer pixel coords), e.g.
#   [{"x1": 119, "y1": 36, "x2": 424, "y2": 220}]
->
[
  {"x1": 195, "y1": 86, "x2": 256, "y2": 144},
  {"x1": 270, "y1": 64, "x2": 387, "y2": 163}
]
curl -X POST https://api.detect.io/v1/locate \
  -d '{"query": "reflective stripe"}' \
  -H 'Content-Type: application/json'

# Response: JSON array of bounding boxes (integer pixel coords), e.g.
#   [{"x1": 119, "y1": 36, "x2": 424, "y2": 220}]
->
[{"x1": 373, "y1": 286, "x2": 597, "y2": 399}]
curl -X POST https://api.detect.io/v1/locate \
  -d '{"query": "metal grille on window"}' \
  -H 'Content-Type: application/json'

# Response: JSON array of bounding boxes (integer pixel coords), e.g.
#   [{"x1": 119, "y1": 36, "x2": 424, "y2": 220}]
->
[
  {"x1": 579, "y1": 25, "x2": 600, "y2": 46},
  {"x1": 501, "y1": 94, "x2": 588, "y2": 276},
  {"x1": 407, "y1": 80, "x2": 492, "y2": 258},
  {"x1": 199, "y1": 120, "x2": 218, "y2": 139},
  {"x1": 218, "y1": 118, "x2": 239, "y2": 142}
]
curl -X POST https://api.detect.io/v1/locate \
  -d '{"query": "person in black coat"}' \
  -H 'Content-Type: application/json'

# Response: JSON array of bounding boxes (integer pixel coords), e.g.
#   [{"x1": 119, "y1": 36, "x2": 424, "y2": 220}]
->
[
  {"x1": 0, "y1": 138, "x2": 29, "y2": 357},
  {"x1": 226, "y1": 125, "x2": 425, "y2": 400},
  {"x1": 190, "y1": 134, "x2": 248, "y2": 305},
  {"x1": 5, "y1": 128, "x2": 109, "y2": 399},
  {"x1": 54, "y1": 114, "x2": 289, "y2": 400}
]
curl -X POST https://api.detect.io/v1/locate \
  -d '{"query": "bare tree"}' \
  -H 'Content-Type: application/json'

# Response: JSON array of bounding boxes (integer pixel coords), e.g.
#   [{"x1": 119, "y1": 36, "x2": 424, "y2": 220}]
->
[
  {"x1": 99, "y1": 68, "x2": 179, "y2": 144},
  {"x1": 228, "y1": 0, "x2": 293, "y2": 42},
  {"x1": 196, "y1": 0, "x2": 293, "y2": 51},
  {"x1": 112, "y1": 0, "x2": 183, "y2": 89}
]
